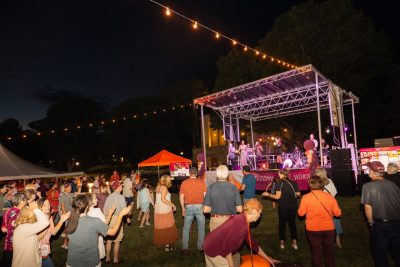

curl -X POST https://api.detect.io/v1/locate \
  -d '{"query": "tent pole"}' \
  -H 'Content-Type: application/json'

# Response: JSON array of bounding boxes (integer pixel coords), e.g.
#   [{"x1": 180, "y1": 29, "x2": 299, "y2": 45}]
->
[
  {"x1": 315, "y1": 73, "x2": 324, "y2": 166},
  {"x1": 200, "y1": 105, "x2": 207, "y2": 171},
  {"x1": 157, "y1": 166, "x2": 160, "y2": 179},
  {"x1": 250, "y1": 119, "x2": 256, "y2": 170}
]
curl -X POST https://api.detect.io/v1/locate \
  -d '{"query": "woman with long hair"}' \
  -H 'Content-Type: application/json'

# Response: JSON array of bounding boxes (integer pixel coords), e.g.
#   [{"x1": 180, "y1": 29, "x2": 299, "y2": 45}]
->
[
  {"x1": 64, "y1": 194, "x2": 130, "y2": 267},
  {"x1": 12, "y1": 201, "x2": 49, "y2": 267},
  {"x1": 298, "y1": 176, "x2": 341, "y2": 267},
  {"x1": 37, "y1": 198, "x2": 70, "y2": 267},
  {"x1": 263, "y1": 169, "x2": 300, "y2": 250},
  {"x1": 86, "y1": 193, "x2": 115, "y2": 261},
  {"x1": 153, "y1": 175, "x2": 178, "y2": 252}
]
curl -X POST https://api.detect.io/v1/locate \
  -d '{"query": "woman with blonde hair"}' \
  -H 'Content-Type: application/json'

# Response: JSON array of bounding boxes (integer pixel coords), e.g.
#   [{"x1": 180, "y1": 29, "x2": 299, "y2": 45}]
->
[
  {"x1": 314, "y1": 168, "x2": 343, "y2": 248},
  {"x1": 153, "y1": 175, "x2": 178, "y2": 251},
  {"x1": 298, "y1": 176, "x2": 341, "y2": 267},
  {"x1": 12, "y1": 201, "x2": 49, "y2": 267}
]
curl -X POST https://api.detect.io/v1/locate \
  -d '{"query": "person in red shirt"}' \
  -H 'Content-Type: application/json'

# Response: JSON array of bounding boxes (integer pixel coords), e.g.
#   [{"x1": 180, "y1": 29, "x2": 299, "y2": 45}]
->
[
  {"x1": 0, "y1": 193, "x2": 27, "y2": 267},
  {"x1": 203, "y1": 198, "x2": 280, "y2": 267},
  {"x1": 47, "y1": 183, "x2": 59, "y2": 221},
  {"x1": 110, "y1": 170, "x2": 120, "y2": 183}
]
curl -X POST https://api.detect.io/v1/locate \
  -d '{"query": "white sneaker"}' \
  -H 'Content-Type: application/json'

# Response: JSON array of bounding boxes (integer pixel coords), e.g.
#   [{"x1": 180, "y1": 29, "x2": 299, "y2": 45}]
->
[
  {"x1": 292, "y1": 243, "x2": 298, "y2": 250},
  {"x1": 280, "y1": 244, "x2": 285, "y2": 249}
]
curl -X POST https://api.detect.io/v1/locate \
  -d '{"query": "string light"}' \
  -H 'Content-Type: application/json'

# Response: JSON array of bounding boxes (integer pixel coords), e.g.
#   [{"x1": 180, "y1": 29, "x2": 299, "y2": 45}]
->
[
  {"x1": 148, "y1": 0, "x2": 296, "y2": 69},
  {"x1": 165, "y1": 7, "x2": 171, "y2": 16},
  {"x1": 2, "y1": 103, "x2": 194, "y2": 141}
]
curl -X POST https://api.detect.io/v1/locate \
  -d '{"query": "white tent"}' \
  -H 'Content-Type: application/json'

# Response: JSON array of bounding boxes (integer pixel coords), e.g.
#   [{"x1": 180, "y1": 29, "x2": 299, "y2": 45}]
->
[{"x1": 0, "y1": 143, "x2": 83, "y2": 181}]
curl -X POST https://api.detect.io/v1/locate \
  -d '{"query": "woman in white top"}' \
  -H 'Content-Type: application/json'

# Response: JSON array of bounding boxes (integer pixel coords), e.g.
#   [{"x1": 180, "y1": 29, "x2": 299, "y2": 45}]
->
[
  {"x1": 37, "y1": 198, "x2": 70, "y2": 267},
  {"x1": 86, "y1": 193, "x2": 115, "y2": 260},
  {"x1": 153, "y1": 175, "x2": 178, "y2": 251},
  {"x1": 314, "y1": 167, "x2": 343, "y2": 248},
  {"x1": 12, "y1": 202, "x2": 49, "y2": 267}
]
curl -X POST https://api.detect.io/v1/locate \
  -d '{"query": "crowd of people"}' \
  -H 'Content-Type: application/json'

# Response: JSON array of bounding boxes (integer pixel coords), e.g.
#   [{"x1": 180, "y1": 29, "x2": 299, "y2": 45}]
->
[{"x1": 0, "y1": 159, "x2": 399, "y2": 267}]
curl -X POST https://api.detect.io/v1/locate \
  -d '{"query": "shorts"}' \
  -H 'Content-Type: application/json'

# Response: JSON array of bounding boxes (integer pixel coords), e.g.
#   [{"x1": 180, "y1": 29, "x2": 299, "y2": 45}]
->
[
  {"x1": 106, "y1": 215, "x2": 124, "y2": 242},
  {"x1": 125, "y1": 197, "x2": 133, "y2": 205},
  {"x1": 140, "y1": 202, "x2": 150, "y2": 213}
]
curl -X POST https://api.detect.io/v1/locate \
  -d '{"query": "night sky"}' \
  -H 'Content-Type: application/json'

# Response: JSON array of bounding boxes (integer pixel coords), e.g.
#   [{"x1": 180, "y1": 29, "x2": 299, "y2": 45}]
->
[{"x1": 0, "y1": 0, "x2": 398, "y2": 128}]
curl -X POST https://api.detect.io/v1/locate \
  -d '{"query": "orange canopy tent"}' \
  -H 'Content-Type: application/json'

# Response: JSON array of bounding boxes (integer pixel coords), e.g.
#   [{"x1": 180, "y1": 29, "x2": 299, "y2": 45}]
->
[{"x1": 138, "y1": 149, "x2": 192, "y2": 178}]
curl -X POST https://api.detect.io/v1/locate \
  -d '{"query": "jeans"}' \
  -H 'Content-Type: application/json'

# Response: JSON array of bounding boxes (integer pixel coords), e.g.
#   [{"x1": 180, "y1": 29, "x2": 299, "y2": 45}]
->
[
  {"x1": 42, "y1": 257, "x2": 54, "y2": 267},
  {"x1": 182, "y1": 204, "x2": 205, "y2": 250},
  {"x1": 370, "y1": 220, "x2": 400, "y2": 267},
  {"x1": 278, "y1": 207, "x2": 298, "y2": 241},
  {"x1": 306, "y1": 230, "x2": 335, "y2": 267}
]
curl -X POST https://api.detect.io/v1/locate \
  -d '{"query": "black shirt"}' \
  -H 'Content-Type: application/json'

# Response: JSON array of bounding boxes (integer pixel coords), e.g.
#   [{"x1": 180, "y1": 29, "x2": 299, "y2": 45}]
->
[
  {"x1": 276, "y1": 179, "x2": 299, "y2": 209},
  {"x1": 384, "y1": 173, "x2": 400, "y2": 189}
]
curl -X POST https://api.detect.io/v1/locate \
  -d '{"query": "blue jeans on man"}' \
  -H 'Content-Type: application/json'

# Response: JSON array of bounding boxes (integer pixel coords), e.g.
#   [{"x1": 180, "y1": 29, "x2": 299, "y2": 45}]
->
[
  {"x1": 371, "y1": 220, "x2": 400, "y2": 267},
  {"x1": 182, "y1": 204, "x2": 205, "y2": 250}
]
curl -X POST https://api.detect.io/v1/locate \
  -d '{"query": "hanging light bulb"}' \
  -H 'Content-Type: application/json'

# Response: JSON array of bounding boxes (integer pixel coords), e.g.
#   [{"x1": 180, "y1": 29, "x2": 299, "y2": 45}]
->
[
  {"x1": 255, "y1": 50, "x2": 259, "y2": 55},
  {"x1": 262, "y1": 54, "x2": 266, "y2": 59},
  {"x1": 215, "y1": 32, "x2": 220, "y2": 39},
  {"x1": 193, "y1": 21, "x2": 198, "y2": 29},
  {"x1": 232, "y1": 40, "x2": 237, "y2": 45},
  {"x1": 165, "y1": 7, "x2": 171, "y2": 16},
  {"x1": 244, "y1": 46, "x2": 248, "y2": 52}
]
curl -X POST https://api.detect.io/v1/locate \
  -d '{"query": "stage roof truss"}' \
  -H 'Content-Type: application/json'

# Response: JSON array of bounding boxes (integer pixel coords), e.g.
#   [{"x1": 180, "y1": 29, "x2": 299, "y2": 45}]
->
[{"x1": 194, "y1": 65, "x2": 359, "y2": 121}]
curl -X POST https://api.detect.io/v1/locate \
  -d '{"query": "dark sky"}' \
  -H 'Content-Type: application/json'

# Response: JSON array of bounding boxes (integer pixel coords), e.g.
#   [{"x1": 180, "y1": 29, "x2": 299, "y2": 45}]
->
[{"x1": 0, "y1": 0, "x2": 398, "y2": 128}]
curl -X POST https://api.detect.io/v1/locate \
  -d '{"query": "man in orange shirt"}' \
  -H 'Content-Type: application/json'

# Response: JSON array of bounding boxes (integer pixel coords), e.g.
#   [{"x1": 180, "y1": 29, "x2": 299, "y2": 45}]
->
[{"x1": 179, "y1": 168, "x2": 207, "y2": 255}]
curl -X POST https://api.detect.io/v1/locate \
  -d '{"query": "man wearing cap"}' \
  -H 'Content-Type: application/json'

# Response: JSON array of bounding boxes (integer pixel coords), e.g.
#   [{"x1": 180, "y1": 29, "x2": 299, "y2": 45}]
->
[
  {"x1": 104, "y1": 180, "x2": 128, "y2": 264},
  {"x1": 361, "y1": 161, "x2": 400, "y2": 267},
  {"x1": 203, "y1": 165, "x2": 242, "y2": 266},
  {"x1": 179, "y1": 168, "x2": 207, "y2": 255}
]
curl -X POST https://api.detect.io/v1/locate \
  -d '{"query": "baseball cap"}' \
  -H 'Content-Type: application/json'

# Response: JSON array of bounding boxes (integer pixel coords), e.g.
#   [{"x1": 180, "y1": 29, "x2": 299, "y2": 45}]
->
[
  {"x1": 367, "y1": 161, "x2": 385, "y2": 173},
  {"x1": 111, "y1": 180, "x2": 122, "y2": 190}
]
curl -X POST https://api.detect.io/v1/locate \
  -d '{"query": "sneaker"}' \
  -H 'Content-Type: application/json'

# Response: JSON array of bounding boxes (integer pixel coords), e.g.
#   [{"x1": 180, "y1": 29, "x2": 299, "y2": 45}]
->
[
  {"x1": 280, "y1": 244, "x2": 285, "y2": 249},
  {"x1": 145, "y1": 222, "x2": 151, "y2": 226},
  {"x1": 291, "y1": 243, "x2": 298, "y2": 250}
]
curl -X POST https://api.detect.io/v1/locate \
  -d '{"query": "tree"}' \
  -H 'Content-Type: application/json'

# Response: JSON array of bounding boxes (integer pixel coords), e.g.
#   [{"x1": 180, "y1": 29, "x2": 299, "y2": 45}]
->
[{"x1": 214, "y1": 0, "x2": 395, "y2": 146}]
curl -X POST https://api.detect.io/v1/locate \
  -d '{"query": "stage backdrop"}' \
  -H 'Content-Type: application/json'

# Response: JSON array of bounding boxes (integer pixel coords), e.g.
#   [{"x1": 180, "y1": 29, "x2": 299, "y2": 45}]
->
[{"x1": 205, "y1": 169, "x2": 310, "y2": 191}]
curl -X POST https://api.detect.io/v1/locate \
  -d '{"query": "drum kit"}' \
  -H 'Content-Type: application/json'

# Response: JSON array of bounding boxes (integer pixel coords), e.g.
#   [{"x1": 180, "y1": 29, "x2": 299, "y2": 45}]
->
[{"x1": 281, "y1": 152, "x2": 306, "y2": 168}]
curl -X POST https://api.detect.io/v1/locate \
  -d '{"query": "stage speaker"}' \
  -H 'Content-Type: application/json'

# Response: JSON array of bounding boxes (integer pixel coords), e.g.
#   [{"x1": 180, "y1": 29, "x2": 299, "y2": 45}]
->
[
  {"x1": 331, "y1": 169, "x2": 357, "y2": 196},
  {"x1": 330, "y1": 149, "x2": 352, "y2": 168}
]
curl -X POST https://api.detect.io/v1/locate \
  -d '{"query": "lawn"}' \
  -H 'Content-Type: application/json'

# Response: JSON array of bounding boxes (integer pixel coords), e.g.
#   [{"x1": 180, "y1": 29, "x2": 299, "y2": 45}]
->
[{"x1": 1, "y1": 195, "x2": 376, "y2": 267}]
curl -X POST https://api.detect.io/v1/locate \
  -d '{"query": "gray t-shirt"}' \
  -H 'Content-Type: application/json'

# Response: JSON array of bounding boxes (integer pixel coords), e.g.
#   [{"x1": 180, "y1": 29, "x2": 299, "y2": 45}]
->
[
  {"x1": 103, "y1": 191, "x2": 126, "y2": 217},
  {"x1": 67, "y1": 216, "x2": 108, "y2": 267},
  {"x1": 361, "y1": 179, "x2": 400, "y2": 220},
  {"x1": 204, "y1": 181, "x2": 242, "y2": 215},
  {"x1": 60, "y1": 192, "x2": 73, "y2": 212}
]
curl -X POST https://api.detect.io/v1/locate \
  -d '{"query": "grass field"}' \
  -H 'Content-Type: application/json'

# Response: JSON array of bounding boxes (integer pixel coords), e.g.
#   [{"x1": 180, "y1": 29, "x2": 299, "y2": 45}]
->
[{"x1": 1, "y1": 195, "x2": 378, "y2": 267}]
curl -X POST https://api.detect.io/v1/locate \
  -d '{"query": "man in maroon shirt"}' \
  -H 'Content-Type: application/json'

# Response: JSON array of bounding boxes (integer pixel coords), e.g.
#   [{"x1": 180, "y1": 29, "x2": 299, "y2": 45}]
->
[{"x1": 203, "y1": 199, "x2": 280, "y2": 267}]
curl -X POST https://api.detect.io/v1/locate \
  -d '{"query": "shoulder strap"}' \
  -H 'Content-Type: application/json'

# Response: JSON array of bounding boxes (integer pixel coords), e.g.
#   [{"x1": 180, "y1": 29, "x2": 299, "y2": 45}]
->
[
  {"x1": 284, "y1": 180, "x2": 297, "y2": 199},
  {"x1": 311, "y1": 191, "x2": 332, "y2": 218}
]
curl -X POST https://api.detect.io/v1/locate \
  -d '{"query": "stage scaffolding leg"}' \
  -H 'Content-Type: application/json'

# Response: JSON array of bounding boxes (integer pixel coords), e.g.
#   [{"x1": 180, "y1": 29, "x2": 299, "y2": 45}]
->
[
  {"x1": 315, "y1": 73, "x2": 324, "y2": 166},
  {"x1": 200, "y1": 105, "x2": 207, "y2": 171},
  {"x1": 351, "y1": 99, "x2": 358, "y2": 152},
  {"x1": 250, "y1": 119, "x2": 256, "y2": 170}
]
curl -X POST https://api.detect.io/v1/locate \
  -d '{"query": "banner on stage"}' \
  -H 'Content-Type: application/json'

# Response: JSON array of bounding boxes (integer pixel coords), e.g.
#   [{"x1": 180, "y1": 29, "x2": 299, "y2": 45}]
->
[
  {"x1": 205, "y1": 169, "x2": 310, "y2": 191},
  {"x1": 170, "y1": 162, "x2": 190, "y2": 177},
  {"x1": 251, "y1": 169, "x2": 310, "y2": 191}
]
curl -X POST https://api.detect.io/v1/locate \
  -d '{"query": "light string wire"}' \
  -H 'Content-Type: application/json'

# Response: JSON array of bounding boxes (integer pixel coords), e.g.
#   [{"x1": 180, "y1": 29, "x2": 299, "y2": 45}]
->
[{"x1": 148, "y1": 0, "x2": 297, "y2": 69}]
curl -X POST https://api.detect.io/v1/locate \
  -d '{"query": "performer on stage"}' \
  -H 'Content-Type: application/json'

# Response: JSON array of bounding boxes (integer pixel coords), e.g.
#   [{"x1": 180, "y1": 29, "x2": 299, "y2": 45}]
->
[
  {"x1": 254, "y1": 141, "x2": 264, "y2": 157},
  {"x1": 321, "y1": 138, "x2": 330, "y2": 166},
  {"x1": 275, "y1": 137, "x2": 283, "y2": 168},
  {"x1": 293, "y1": 145, "x2": 303, "y2": 168},
  {"x1": 309, "y1": 133, "x2": 318, "y2": 150},
  {"x1": 238, "y1": 140, "x2": 248, "y2": 167},
  {"x1": 227, "y1": 142, "x2": 236, "y2": 165}
]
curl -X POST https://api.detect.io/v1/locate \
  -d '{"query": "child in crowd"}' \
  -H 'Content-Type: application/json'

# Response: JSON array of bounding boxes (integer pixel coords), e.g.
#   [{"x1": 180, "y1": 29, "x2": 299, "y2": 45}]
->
[{"x1": 138, "y1": 179, "x2": 154, "y2": 228}]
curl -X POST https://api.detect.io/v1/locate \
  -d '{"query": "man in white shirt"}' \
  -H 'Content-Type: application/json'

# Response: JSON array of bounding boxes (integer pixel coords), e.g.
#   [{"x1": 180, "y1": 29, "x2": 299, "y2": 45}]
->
[{"x1": 310, "y1": 133, "x2": 318, "y2": 150}]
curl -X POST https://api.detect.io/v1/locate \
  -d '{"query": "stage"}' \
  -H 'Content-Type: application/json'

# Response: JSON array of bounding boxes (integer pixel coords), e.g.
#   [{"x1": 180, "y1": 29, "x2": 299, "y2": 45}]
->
[{"x1": 205, "y1": 168, "x2": 311, "y2": 191}]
